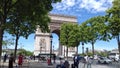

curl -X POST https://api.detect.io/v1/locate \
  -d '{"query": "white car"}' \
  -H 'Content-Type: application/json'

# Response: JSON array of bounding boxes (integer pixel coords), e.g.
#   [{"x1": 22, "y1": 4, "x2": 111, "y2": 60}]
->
[
  {"x1": 98, "y1": 57, "x2": 112, "y2": 64},
  {"x1": 109, "y1": 53, "x2": 119, "y2": 62}
]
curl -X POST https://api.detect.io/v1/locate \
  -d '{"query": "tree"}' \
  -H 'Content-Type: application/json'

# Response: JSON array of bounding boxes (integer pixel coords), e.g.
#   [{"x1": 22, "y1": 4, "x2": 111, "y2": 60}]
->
[
  {"x1": 82, "y1": 16, "x2": 107, "y2": 57},
  {"x1": 106, "y1": 0, "x2": 120, "y2": 56},
  {"x1": 60, "y1": 23, "x2": 75, "y2": 59},
  {"x1": 18, "y1": 49, "x2": 33, "y2": 56},
  {"x1": 79, "y1": 23, "x2": 89, "y2": 55},
  {"x1": 69, "y1": 24, "x2": 88, "y2": 55},
  {"x1": 2, "y1": 37, "x2": 14, "y2": 49},
  {"x1": 68, "y1": 24, "x2": 80, "y2": 54},
  {"x1": 0, "y1": 0, "x2": 61, "y2": 62},
  {"x1": 2, "y1": 37, "x2": 14, "y2": 54}
]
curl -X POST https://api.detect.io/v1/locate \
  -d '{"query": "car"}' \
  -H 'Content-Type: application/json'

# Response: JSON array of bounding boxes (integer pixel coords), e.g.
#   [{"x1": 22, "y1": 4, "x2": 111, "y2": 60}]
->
[
  {"x1": 55, "y1": 55, "x2": 64, "y2": 61},
  {"x1": 98, "y1": 57, "x2": 112, "y2": 64},
  {"x1": 79, "y1": 56, "x2": 86, "y2": 63},
  {"x1": 109, "y1": 53, "x2": 119, "y2": 62}
]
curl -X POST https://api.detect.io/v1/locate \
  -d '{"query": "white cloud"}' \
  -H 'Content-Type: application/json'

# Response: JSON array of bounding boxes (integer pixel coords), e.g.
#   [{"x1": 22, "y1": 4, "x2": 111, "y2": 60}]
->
[
  {"x1": 52, "y1": 0, "x2": 76, "y2": 10},
  {"x1": 65, "y1": 0, "x2": 75, "y2": 6},
  {"x1": 52, "y1": 0, "x2": 113, "y2": 13},
  {"x1": 79, "y1": 0, "x2": 113, "y2": 12}
]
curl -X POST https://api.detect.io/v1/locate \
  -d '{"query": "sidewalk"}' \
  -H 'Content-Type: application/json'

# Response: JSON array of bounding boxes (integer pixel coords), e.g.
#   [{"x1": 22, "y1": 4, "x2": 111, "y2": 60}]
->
[{"x1": 29, "y1": 60, "x2": 111, "y2": 68}]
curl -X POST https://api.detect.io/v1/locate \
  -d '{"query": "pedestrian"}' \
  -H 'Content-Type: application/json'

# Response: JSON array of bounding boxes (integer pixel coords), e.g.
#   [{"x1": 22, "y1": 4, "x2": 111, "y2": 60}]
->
[
  {"x1": 73, "y1": 55, "x2": 80, "y2": 68},
  {"x1": 30, "y1": 55, "x2": 33, "y2": 60},
  {"x1": 56, "y1": 57, "x2": 63, "y2": 68},
  {"x1": 64, "y1": 60, "x2": 69, "y2": 68},
  {"x1": 83, "y1": 55, "x2": 88, "y2": 68},
  {"x1": 53, "y1": 54, "x2": 56, "y2": 63},
  {"x1": 38, "y1": 56, "x2": 41, "y2": 62},
  {"x1": 87, "y1": 55, "x2": 92, "y2": 68},
  {"x1": 18, "y1": 53, "x2": 23, "y2": 68},
  {"x1": 8, "y1": 53, "x2": 14, "y2": 68},
  {"x1": 33, "y1": 55, "x2": 35, "y2": 60},
  {"x1": 3, "y1": 53, "x2": 8, "y2": 62},
  {"x1": 59, "y1": 57, "x2": 63, "y2": 64}
]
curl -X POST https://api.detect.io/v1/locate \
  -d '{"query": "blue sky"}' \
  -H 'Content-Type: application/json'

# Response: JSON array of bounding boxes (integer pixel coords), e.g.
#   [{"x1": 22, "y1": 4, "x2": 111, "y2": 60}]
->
[{"x1": 6, "y1": 0, "x2": 118, "y2": 53}]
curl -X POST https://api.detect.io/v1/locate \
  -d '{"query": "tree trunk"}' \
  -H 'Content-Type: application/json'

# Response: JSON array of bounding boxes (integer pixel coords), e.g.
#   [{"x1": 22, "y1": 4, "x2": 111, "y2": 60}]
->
[
  {"x1": 82, "y1": 42, "x2": 84, "y2": 55},
  {"x1": 92, "y1": 41, "x2": 94, "y2": 58},
  {"x1": 76, "y1": 42, "x2": 79, "y2": 55},
  {"x1": 76, "y1": 46, "x2": 78, "y2": 55},
  {"x1": 66, "y1": 46, "x2": 68, "y2": 60},
  {"x1": 0, "y1": 28, "x2": 4, "y2": 65},
  {"x1": 14, "y1": 34, "x2": 19, "y2": 62},
  {"x1": 64, "y1": 47, "x2": 65, "y2": 58},
  {"x1": 0, "y1": 0, "x2": 7, "y2": 63},
  {"x1": 117, "y1": 35, "x2": 120, "y2": 59}
]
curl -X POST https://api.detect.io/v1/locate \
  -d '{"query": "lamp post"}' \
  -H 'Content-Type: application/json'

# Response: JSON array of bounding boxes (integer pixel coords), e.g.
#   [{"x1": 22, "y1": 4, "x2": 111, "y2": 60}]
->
[
  {"x1": 50, "y1": 35, "x2": 53, "y2": 65},
  {"x1": 64, "y1": 47, "x2": 65, "y2": 58},
  {"x1": 53, "y1": 45, "x2": 54, "y2": 54}
]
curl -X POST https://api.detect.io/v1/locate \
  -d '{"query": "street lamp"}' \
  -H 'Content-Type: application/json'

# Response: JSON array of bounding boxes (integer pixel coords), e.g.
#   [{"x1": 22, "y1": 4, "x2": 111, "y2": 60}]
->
[
  {"x1": 53, "y1": 45, "x2": 54, "y2": 54},
  {"x1": 49, "y1": 35, "x2": 53, "y2": 65}
]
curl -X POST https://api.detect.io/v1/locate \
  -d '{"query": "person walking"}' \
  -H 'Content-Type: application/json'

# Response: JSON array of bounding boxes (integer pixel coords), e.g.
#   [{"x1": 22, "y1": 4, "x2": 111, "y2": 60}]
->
[
  {"x1": 3, "y1": 54, "x2": 8, "y2": 62},
  {"x1": 8, "y1": 53, "x2": 14, "y2": 68},
  {"x1": 53, "y1": 55, "x2": 56, "y2": 63},
  {"x1": 73, "y1": 55, "x2": 80, "y2": 68},
  {"x1": 33, "y1": 55, "x2": 35, "y2": 60},
  {"x1": 87, "y1": 55, "x2": 92, "y2": 68},
  {"x1": 64, "y1": 60, "x2": 70, "y2": 68},
  {"x1": 18, "y1": 53, "x2": 23, "y2": 68},
  {"x1": 83, "y1": 55, "x2": 88, "y2": 68}
]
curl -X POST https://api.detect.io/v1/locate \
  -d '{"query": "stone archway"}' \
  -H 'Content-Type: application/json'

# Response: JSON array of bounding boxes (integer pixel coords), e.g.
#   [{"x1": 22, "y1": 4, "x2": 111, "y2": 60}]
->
[{"x1": 34, "y1": 13, "x2": 78, "y2": 57}]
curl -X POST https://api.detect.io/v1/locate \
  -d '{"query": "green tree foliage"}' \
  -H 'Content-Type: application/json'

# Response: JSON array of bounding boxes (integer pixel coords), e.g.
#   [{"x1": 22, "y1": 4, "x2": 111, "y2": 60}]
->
[
  {"x1": 0, "y1": 0, "x2": 61, "y2": 62},
  {"x1": 86, "y1": 52, "x2": 93, "y2": 56},
  {"x1": 60, "y1": 23, "x2": 75, "y2": 59},
  {"x1": 68, "y1": 24, "x2": 80, "y2": 54},
  {"x1": 106, "y1": 0, "x2": 120, "y2": 55},
  {"x1": 18, "y1": 49, "x2": 33, "y2": 56},
  {"x1": 82, "y1": 16, "x2": 107, "y2": 57},
  {"x1": 98, "y1": 52, "x2": 108, "y2": 57},
  {"x1": 2, "y1": 37, "x2": 14, "y2": 49},
  {"x1": 79, "y1": 23, "x2": 89, "y2": 55}
]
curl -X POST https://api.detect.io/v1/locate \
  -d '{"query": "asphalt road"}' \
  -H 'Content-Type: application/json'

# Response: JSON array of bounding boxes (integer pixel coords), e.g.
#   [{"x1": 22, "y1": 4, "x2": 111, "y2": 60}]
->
[
  {"x1": 0, "y1": 59, "x2": 120, "y2": 68},
  {"x1": 91, "y1": 60, "x2": 120, "y2": 68}
]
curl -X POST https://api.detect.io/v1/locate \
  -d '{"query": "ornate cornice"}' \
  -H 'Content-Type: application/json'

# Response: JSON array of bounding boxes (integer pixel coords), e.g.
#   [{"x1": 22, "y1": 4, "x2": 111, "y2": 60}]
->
[
  {"x1": 49, "y1": 13, "x2": 77, "y2": 19},
  {"x1": 49, "y1": 13, "x2": 78, "y2": 23}
]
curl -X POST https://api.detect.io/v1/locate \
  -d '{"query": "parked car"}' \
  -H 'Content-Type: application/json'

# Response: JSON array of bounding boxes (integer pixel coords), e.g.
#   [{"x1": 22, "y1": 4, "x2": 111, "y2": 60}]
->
[
  {"x1": 98, "y1": 57, "x2": 112, "y2": 64},
  {"x1": 109, "y1": 53, "x2": 119, "y2": 62},
  {"x1": 79, "y1": 56, "x2": 86, "y2": 63}
]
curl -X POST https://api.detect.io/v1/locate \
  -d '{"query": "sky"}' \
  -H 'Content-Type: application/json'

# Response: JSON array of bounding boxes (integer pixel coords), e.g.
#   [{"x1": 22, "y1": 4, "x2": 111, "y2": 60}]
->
[{"x1": 6, "y1": 0, "x2": 118, "y2": 53}]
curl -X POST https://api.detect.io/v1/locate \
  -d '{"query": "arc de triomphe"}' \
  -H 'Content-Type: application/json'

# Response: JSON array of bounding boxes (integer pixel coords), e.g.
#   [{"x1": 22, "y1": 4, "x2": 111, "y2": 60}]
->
[{"x1": 34, "y1": 13, "x2": 77, "y2": 57}]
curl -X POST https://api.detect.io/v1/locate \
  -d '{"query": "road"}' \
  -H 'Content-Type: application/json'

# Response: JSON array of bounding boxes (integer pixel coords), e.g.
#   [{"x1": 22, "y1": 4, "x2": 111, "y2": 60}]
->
[{"x1": 0, "y1": 59, "x2": 120, "y2": 68}]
